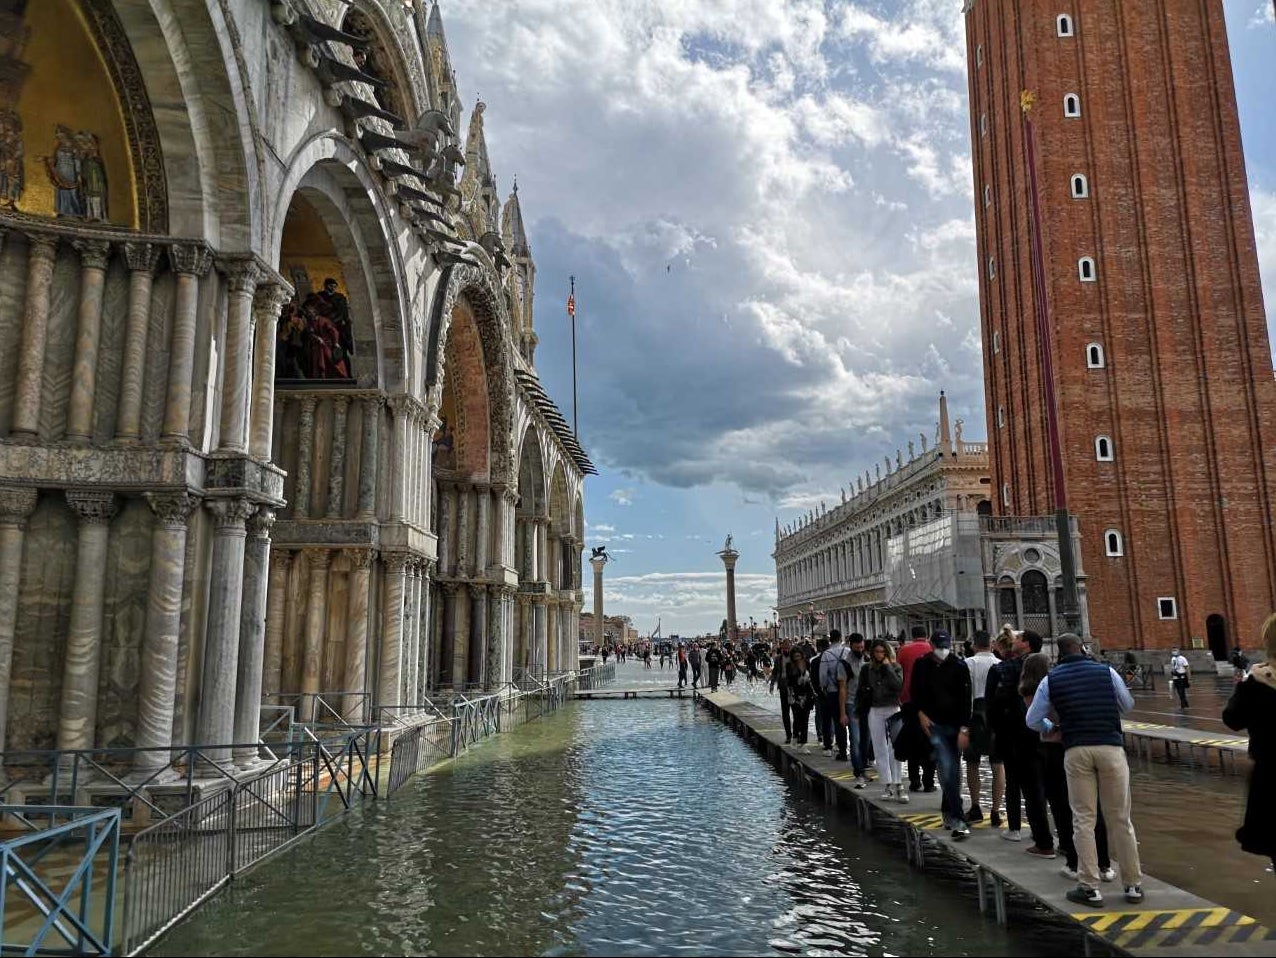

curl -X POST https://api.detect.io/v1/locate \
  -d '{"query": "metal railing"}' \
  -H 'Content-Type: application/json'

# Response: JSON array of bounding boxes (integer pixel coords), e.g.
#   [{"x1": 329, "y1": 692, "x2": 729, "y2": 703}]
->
[
  {"x1": 119, "y1": 729, "x2": 379, "y2": 955},
  {"x1": 386, "y1": 719, "x2": 451, "y2": 797},
  {"x1": 1, "y1": 806, "x2": 120, "y2": 956}
]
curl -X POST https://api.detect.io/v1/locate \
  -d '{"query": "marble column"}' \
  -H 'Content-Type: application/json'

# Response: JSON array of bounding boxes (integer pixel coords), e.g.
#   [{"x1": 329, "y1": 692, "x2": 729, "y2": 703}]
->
[
  {"x1": 536, "y1": 519, "x2": 549, "y2": 583},
  {"x1": 401, "y1": 561, "x2": 420, "y2": 705},
  {"x1": 468, "y1": 583, "x2": 487, "y2": 686},
  {"x1": 263, "y1": 550, "x2": 292, "y2": 696},
  {"x1": 515, "y1": 597, "x2": 530, "y2": 671},
  {"x1": 378, "y1": 554, "x2": 409, "y2": 708},
  {"x1": 546, "y1": 600, "x2": 558, "y2": 673},
  {"x1": 533, "y1": 599, "x2": 548, "y2": 673},
  {"x1": 196, "y1": 498, "x2": 254, "y2": 766},
  {"x1": 486, "y1": 585, "x2": 507, "y2": 689},
  {"x1": 326, "y1": 396, "x2": 350, "y2": 518},
  {"x1": 162, "y1": 244, "x2": 214, "y2": 441},
  {"x1": 389, "y1": 399, "x2": 407, "y2": 522},
  {"x1": 456, "y1": 485, "x2": 472, "y2": 577},
  {"x1": 233, "y1": 508, "x2": 274, "y2": 766},
  {"x1": 249, "y1": 284, "x2": 290, "y2": 459},
  {"x1": 522, "y1": 520, "x2": 536, "y2": 580},
  {"x1": 300, "y1": 548, "x2": 330, "y2": 721},
  {"x1": 57, "y1": 490, "x2": 118, "y2": 753},
  {"x1": 475, "y1": 485, "x2": 491, "y2": 574},
  {"x1": 356, "y1": 398, "x2": 380, "y2": 519},
  {"x1": 12, "y1": 234, "x2": 59, "y2": 436},
  {"x1": 438, "y1": 483, "x2": 455, "y2": 576},
  {"x1": 115, "y1": 243, "x2": 161, "y2": 442},
  {"x1": 294, "y1": 396, "x2": 316, "y2": 517},
  {"x1": 342, "y1": 549, "x2": 375, "y2": 721},
  {"x1": 217, "y1": 259, "x2": 260, "y2": 452},
  {"x1": 591, "y1": 555, "x2": 606, "y2": 650},
  {"x1": 490, "y1": 484, "x2": 508, "y2": 574},
  {"x1": 65, "y1": 240, "x2": 113, "y2": 442},
  {"x1": 438, "y1": 582, "x2": 459, "y2": 688},
  {"x1": 0, "y1": 487, "x2": 38, "y2": 752},
  {"x1": 416, "y1": 560, "x2": 435, "y2": 701},
  {"x1": 131, "y1": 491, "x2": 198, "y2": 775}
]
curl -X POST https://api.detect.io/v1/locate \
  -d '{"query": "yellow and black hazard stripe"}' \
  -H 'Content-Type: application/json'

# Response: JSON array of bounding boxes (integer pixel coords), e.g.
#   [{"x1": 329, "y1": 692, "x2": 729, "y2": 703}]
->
[
  {"x1": 897, "y1": 812, "x2": 992, "y2": 831},
  {"x1": 1072, "y1": 907, "x2": 1275, "y2": 949}
]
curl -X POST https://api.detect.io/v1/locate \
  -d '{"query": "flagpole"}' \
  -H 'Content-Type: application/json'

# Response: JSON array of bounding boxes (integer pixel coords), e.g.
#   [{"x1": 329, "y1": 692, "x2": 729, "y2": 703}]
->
[{"x1": 569, "y1": 275, "x2": 579, "y2": 437}]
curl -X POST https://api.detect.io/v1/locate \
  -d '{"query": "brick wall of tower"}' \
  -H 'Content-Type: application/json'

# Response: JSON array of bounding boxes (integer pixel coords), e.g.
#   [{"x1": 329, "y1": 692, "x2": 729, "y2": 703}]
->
[{"x1": 966, "y1": 0, "x2": 1276, "y2": 651}]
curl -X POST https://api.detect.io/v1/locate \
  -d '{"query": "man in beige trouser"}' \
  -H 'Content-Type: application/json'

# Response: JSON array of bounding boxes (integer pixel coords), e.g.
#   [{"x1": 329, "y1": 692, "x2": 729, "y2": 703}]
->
[
  {"x1": 1063, "y1": 745, "x2": 1142, "y2": 891},
  {"x1": 1026, "y1": 633, "x2": 1142, "y2": 907}
]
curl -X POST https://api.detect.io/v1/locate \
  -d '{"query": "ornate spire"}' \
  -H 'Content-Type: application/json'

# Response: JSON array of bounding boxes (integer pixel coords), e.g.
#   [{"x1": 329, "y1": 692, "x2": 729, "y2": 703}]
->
[{"x1": 939, "y1": 390, "x2": 953, "y2": 456}]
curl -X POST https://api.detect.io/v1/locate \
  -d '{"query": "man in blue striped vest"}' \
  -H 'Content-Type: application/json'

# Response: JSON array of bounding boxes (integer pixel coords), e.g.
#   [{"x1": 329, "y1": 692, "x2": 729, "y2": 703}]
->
[{"x1": 1026, "y1": 634, "x2": 1143, "y2": 908}]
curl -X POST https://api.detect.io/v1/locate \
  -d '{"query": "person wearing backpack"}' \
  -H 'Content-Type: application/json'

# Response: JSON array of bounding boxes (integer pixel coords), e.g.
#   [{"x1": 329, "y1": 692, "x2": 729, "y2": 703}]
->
[
  {"x1": 817, "y1": 631, "x2": 860, "y2": 779},
  {"x1": 1169, "y1": 648, "x2": 1191, "y2": 708}
]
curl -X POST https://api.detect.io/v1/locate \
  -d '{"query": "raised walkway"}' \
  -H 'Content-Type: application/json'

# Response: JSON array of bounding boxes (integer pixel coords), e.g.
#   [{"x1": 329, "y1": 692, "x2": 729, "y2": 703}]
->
[
  {"x1": 572, "y1": 686, "x2": 696, "y2": 700},
  {"x1": 698, "y1": 690, "x2": 1276, "y2": 958}
]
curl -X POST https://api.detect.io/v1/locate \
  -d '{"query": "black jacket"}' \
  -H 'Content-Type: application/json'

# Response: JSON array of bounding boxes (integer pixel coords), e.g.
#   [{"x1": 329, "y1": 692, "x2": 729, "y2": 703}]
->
[
  {"x1": 857, "y1": 661, "x2": 903, "y2": 709},
  {"x1": 1224, "y1": 669, "x2": 1276, "y2": 763},
  {"x1": 911, "y1": 654, "x2": 972, "y2": 728}
]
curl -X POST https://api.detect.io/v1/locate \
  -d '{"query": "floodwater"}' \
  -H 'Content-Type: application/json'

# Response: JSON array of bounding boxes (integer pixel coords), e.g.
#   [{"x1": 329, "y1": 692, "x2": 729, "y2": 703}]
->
[{"x1": 155, "y1": 662, "x2": 1048, "y2": 957}]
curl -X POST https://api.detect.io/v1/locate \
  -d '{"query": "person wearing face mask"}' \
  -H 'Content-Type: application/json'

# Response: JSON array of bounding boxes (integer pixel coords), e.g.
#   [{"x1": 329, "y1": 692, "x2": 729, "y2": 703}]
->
[{"x1": 911, "y1": 630, "x2": 973, "y2": 840}]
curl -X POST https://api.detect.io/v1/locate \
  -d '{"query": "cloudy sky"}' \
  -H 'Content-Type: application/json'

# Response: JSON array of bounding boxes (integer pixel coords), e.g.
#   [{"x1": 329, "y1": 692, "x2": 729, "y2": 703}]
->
[{"x1": 439, "y1": 1, "x2": 1276, "y2": 637}]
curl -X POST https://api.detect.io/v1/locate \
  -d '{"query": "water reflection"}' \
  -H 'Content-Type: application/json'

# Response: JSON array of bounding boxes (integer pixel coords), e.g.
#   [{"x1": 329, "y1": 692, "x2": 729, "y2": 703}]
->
[{"x1": 157, "y1": 698, "x2": 1042, "y2": 957}]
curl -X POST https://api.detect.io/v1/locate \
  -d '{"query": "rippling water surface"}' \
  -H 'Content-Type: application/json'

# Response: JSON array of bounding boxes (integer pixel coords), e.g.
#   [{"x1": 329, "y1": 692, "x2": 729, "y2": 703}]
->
[{"x1": 157, "y1": 690, "x2": 1045, "y2": 956}]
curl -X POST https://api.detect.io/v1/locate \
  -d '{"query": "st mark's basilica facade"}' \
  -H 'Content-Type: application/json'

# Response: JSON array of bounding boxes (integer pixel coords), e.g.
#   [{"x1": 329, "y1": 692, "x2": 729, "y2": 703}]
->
[{"x1": 0, "y1": 0, "x2": 593, "y2": 763}]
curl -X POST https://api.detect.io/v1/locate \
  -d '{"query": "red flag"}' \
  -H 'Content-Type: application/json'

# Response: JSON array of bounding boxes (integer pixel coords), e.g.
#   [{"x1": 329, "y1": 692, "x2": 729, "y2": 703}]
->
[{"x1": 567, "y1": 293, "x2": 576, "y2": 317}]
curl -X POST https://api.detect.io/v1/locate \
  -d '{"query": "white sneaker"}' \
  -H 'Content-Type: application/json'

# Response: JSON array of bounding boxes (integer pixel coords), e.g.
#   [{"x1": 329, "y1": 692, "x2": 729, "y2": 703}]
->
[
  {"x1": 1060, "y1": 865, "x2": 1079, "y2": 881},
  {"x1": 896, "y1": 785, "x2": 910, "y2": 805},
  {"x1": 854, "y1": 776, "x2": 869, "y2": 790},
  {"x1": 1001, "y1": 830, "x2": 1022, "y2": 843},
  {"x1": 1100, "y1": 867, "x2": 1116, "y2": 883},
  {"x1": 883, "y1": 786, "x2": 896, "y2": 800}
]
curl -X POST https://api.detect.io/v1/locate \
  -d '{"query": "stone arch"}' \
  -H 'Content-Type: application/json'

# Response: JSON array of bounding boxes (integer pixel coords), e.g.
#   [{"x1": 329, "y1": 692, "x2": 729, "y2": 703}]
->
[
  {"x1": 548, "y1": 461, "x2": 570, "y2": 536},
  {"x1": 426, "y1": 262, "x2": 517, "y2": 483},
  {"x1": 111, "y1": 0, "x2": 259, "y2": 245},
  {"x1": 270, "y1": 135, "x2": 411, "y2": 391},
  {"x1": 516, "y1": 426, "x2": 548, "y2": 517},
  {"x1": 340, "y1": 2, "x2": 417, "y2": 125},
  {"x1": 434, "y1": 301, "x2": 490, "y2": 480},
  {"x1": 574, "y1": 492, "x2": 585, "y2": 542}
]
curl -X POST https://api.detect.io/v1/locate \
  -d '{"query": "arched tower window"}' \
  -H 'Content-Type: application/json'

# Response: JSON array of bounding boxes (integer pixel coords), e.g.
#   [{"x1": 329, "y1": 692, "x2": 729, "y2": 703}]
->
[
  {"x1": 984, "y1": 184, "x2": 993, "y2": 207},
  {"x1": 1071, "y1": 174, "x2": 1089, "y2": 198},
  {"x1": 1057, "y1": 14, "x2": 1075, "y2": 37},
  {"x1": 1105, "y1": 529, "x2": 1124, "y2": 556},
  {"x1": 1095, "y1": 435, "x2": 1114, "y2": 461},
  {"x1": 1078, "y1": 257, "x2": 1097, "y2": 282},
  {"x1": 1086, "y1": 343, "x2": 1105, "y2": 368},
  {"x1": 1064, "y1": 93, "x2": 1082, "y2": 118}
]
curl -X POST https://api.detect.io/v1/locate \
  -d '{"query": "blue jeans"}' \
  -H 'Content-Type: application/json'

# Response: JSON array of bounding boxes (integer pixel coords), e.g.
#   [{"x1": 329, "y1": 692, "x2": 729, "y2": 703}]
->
[
  {"x1": 929, "y1": 723, "x2": 963, "y2": 827},
  {"x1": 820, "y1": 692, "x2": 865, "y2": 775}
]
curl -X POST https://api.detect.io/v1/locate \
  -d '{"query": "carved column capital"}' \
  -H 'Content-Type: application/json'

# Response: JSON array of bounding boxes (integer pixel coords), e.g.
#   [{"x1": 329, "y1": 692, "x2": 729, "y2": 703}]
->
[
  {"x1": 247, "y1": 506, "x2": 276, "y2": 538},
  {"x1": 65, "y1": 489, "x2": 118, "y2": 525},
  {"x1": 24, "y1": 233, "x2": 58, "y2": 259},
  {"x1": 469, "y1": 582, "x2": 489, "y2": 596},
  {"x1": 346, "y1": 548, "x2": 377, "y2": 571},
  {"x1": 168, "y1": 243, "x2": 214, "y2": 276},
  {"x1": 383, "y1": 552, "x2": 411, "y2": 574},
  {"x1": 144, "y1": 491, "x2": 200, "y2": 528},
  {"x1": 206, "y1": 497, "x2": 255, "y2": 530},
  {"x1": 332, "y1": 395, "x2": 351, "y2": 414},
  {"x1": 252, "y1": 282, "x2": 292, "y2": 322},
  {"x1": 441, "y1": 581, "x2": 462, "y2": 597},
  {"x1": 270, "y1": 547, "x2": 295, "y2": 568},
  {"x1": 302, "y1": 547, "x2": 331, "y2": 570},
  {"x1": 122, "y1": 241, "x2": 161, "y2": 274},
  {"x1": 219, "y1": 256, "x2": 263, "y2": 294},
  {"x1": 72, "y1": 239, "x2": 112, "y2": 271},
  {"x1": 0, "y1": 486, "x2": 38, "y2": 525},
  {"x1": 299, "y1": 395, "x2": 318, "y2": 417}
]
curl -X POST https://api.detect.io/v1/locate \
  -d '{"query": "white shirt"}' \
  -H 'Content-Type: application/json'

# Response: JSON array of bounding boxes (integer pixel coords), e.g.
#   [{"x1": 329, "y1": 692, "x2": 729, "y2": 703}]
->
[
  {"x1": 1170, "y1": 654, "x2": 1190, "y2": 677},
  {"x1": 965, "y1": 651, "x2": 1000, "y2": 704}
]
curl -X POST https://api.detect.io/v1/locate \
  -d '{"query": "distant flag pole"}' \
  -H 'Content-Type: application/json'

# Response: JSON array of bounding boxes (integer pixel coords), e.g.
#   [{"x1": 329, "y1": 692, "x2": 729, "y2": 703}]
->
[{"x1": 568, "y1": 276, "x2": 579, "y2": 437}]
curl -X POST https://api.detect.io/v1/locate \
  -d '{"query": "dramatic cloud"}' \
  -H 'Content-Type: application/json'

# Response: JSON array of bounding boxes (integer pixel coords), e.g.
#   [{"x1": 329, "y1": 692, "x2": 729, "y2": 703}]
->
[{"x1": 596, "y1": 572, "x2": 780, "y2": 633}]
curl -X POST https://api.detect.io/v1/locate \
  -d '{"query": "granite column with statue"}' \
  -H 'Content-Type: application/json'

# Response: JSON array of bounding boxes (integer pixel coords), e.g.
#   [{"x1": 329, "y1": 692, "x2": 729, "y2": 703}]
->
[
  {"x1": 590, "y1": 553, "x2": 607, "y2": 649},
  {"x1": 718, "y1": 537, "x2": 740, "y2": 643}
]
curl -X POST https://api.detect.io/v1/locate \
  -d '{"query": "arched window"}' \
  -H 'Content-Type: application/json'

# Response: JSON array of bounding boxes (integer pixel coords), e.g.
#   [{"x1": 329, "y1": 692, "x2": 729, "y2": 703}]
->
[
  {"x1": 1105, "y1": 529, "x2": 1124, "y2": 556},
  {"x1": 993, "y1": 330, "x2": 1001, "y2": 354},
  {"x1": 1022, "y1": 570, "x2": 1050, "y2": 615},
  {"x1": 1064, "y1": 93, "x2": 1082, "y2": 118},
  {"x1": 977, "y1": 44, "x2": 984, "y2": 67},
  {"x1": 988, "y1": 256, "x2": 996, "y2": 279},
  {"x1": 980, "y1": 113, "x2": 988, "y2": 136},
  {"x1": 1002, "y1": 482, "x2": 1010, "y2": 507},
  {"x1": 1057, "y1": 14, "x2": 1075, "y2": 37},
  {"x1": 1078, "y1": 257, "x2": 1097, "y2": 282},
  {"x1": 1071, "y1": 173, "x2": 1089, "y2": 198},
  {"x1": 984, "y1": 184, "x2": 993, "y2": 206},
  {"x1": 1095, "y1": 435, "x2": 1114, "y2": 461},
  {"x1": 997, "y1": 405, "x2": 1005, "y2": 428},
  {"x1": 1086, "y1": 343, "x2": 1105, "y2": 368}
]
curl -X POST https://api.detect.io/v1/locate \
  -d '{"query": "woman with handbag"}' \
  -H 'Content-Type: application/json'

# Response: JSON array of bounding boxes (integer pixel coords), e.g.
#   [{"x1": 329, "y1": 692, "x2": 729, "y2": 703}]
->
[
  {"x1": 859, "y1": 639, "x2": 908, "y2": 803},
  {"x1": 788, "y1": 649, "x2": 817, "y2": 751}
]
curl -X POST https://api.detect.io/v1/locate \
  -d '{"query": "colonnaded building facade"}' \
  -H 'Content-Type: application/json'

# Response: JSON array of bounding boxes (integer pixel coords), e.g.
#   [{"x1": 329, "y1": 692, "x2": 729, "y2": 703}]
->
[
  {"x1": 0, "y1": 0, "x2": 594, "y2": 761},
  {"x1": 775, "y1": 395, "x2": 1000, "y2": 643}
]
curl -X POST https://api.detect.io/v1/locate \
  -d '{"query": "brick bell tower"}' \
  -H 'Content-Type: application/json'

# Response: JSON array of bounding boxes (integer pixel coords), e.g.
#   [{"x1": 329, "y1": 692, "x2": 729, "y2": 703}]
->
[{"x1": 965, "y1": 1, "x2": 1276, "y2": 655}]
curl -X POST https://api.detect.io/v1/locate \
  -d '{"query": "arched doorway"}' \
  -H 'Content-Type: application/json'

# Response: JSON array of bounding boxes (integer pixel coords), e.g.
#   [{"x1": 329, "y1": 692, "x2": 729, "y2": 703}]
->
[
  {"x1": 1207, "y1": 614, "x2": 1228, "y2": 661},
  {"x1": 1021, "y1": 570, "x2": 1051, "y2": 637},
  {"x1": 514, "y1": 433, "x2": 547, "y2": 675}
]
